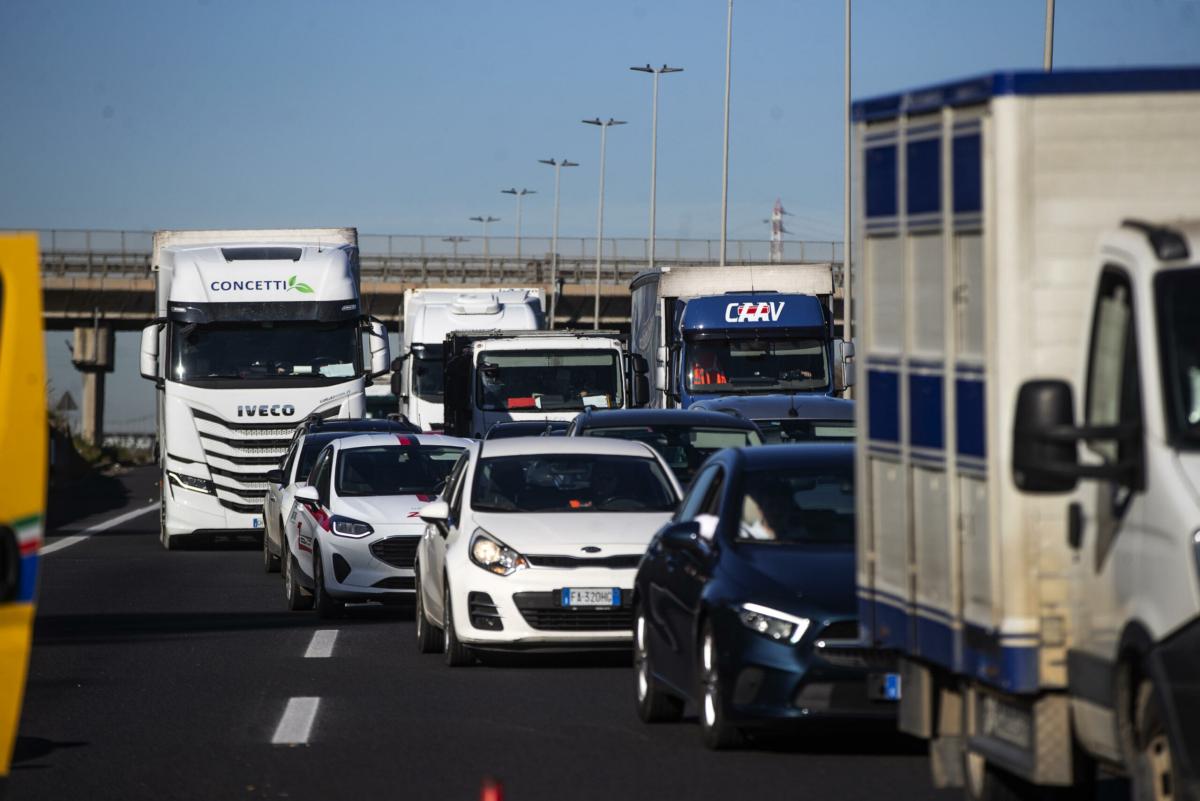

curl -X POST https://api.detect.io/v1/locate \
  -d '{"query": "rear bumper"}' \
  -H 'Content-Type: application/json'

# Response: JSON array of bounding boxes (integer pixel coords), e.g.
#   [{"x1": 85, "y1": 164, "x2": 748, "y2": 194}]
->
[{"x1": 1148, "y1": 617, "x2": 1200, "y2": 801}]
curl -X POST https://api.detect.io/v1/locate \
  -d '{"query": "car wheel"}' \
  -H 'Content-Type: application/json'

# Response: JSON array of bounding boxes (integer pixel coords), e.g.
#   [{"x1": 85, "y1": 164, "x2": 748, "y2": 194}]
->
[
  {"x1": 443, "y1": 582, "x2": 474, "y2": 667},
  {"x1": 634, "y1": 606, "x2": 684, "y2": 723},
  {"x1": 262, "y1": 521, "x2": 281, "y2": 573},
  {"x1": 1133, "y1": 679, "x2": 1179, "y2": 801},
  {"x1": 698, "y1": 622, "x2": 742, "y2": 749},
  {"x1": 284, "y1": 543, "x2": 314, "y2": 611},
  {"x1": 414, "y1": 567, "x2": 445, "y2": 654},
  {"x1": 313, "y1": 546, "x2": 345, "y2": 620}
]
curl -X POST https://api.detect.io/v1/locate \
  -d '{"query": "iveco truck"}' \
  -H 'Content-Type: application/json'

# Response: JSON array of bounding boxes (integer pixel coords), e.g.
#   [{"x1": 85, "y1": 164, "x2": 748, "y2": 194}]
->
[
  {"x1": 139, "y1": 229, "x2": 390, "y2": 550},
  {"x1": 854, "y1": 67, "x2": 1200, "y2": 800},
  {"x1": 393, "y1": 288, "x2": 543, "y2": 430},
  {"x1": 629, "y1": 263, "x2": 854, "y2": 409}
]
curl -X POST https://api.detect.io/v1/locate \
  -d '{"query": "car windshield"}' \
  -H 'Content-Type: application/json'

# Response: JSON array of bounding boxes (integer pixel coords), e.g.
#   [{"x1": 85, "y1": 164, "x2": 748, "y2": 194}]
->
[
  {"x1": 412, "y1": 344, "x2": 445, "y2": 403},
  {"x1": 171, "y1": 319, "x2": 359, "y2": 384},
  {"x1": 686, "y1": 338, "x2": 828, "y2": 394},
  {"x1": 335, "y1": 445, "x2": 464, "y2": 497},
  {"x1": 1156, "y1": 267, "x2": 1200, "y2": 449},
  {"x1": 754, "y1": 418, "x2": 855, "y2": 444},
  {"x1": 476, "y1": 349, "x2": 621, "y2": 412},
  {"x1": 738, "y1": 463, "x2": 854, "y2": 544},
  {"x1": 582, "y1": 425, "x2": 761, "y2": 485},
  {"x1": 471, "y1": 454, "x2": 678, "y2": 513}
]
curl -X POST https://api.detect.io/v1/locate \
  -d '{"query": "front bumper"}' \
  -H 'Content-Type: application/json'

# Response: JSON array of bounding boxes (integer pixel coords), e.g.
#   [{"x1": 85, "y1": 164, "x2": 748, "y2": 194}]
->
[
  {"x1": 318, "y1": 529, "x2": 423, "y2": 600},
  {"x1": 164, "y1": 482, "x2": 265, "y2": 537},
  {"x1": 1148, "y1": 616, "x2": 1200, "y2": 801},
  {"x1": 711, "y1": 609, "x2": 898, "y2": 727},
  {"x1": 451, "y1": 565, "x2": 637, "y2": 648}
]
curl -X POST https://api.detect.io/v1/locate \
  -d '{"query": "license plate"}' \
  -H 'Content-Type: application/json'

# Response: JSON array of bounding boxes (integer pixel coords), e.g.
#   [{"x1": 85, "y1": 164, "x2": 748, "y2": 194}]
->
[
  {"x1": 561, "y1": 588, "x2": 619, "y2": 607},
  {"x1": 868, "y1": 672, "x2": 902, "y2": 701},
  {"x1": 252, "y1": 517, "x2": 261, "y2": 529}
]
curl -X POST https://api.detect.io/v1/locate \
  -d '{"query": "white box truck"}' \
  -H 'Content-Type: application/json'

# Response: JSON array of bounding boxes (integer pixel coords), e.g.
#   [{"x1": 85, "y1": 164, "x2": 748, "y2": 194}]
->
[
  {"x1": 139, "y1": 229, "x2": 390, "y2": 549},
  {"x1": 854, "y1": 67, "x2": 1200, "y2": 799},
  {"x1": 393, "y1": 288, "x2": 543, "y2": 430}
]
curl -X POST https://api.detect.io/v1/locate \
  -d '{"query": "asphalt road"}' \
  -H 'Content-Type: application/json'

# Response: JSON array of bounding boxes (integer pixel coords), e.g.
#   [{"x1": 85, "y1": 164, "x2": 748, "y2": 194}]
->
[{"x1": 13, "y1": 465, "x2": 953, "y2": 801}]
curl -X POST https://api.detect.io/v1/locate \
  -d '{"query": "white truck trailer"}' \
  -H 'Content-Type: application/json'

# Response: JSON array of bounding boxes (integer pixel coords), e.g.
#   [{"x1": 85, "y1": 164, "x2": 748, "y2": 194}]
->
[
  {"x1": 139, "y1": 229, "x2": 390, "y2": 549},
  {"x1": 394, "y1": 288, "x2": 543, "y2": 430},
  {"x1": 854, "y1": 67, "x2": 1200, "y2": 799}
]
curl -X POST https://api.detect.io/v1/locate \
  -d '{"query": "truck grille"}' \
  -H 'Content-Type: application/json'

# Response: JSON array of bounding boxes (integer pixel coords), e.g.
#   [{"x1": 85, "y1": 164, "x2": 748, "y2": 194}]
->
[
  {"x1": 369, "y1": 536, "x2": 420, "y2": 568},
  {"x1": 512, "y1": 591, "x2": 633, "y2": 632}
]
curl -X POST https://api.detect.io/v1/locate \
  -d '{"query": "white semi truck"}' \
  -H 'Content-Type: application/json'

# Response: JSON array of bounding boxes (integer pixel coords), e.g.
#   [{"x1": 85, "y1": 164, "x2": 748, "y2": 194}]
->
[
  {"x1": 393, "y1": 288, "x2": 543, "y2": 430},
  {"x1": 139, "y1": 229, "x2": 390, "y2": 549},
  {"x1": 854, "y1": 67, "x2": 1200, "y2": 799}
]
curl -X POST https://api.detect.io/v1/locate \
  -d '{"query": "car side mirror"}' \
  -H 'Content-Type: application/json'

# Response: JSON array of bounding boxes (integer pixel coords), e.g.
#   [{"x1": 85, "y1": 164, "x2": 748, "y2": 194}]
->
[
  {"x1": 295, "y1": 485, "x2": 321, "y2": 506},
  {"x1": 266, "y1": 468, "x2": 284, "y2": 485},
  {"x1": 660, "y1": 520, "x2": 702, "y2": 551},
  {"x1": 1013, "y1": 380, "x2": 1081, "y2": 493},
  {"x1": 419, "y1": 500, "x2": 450, "y2": 525}
]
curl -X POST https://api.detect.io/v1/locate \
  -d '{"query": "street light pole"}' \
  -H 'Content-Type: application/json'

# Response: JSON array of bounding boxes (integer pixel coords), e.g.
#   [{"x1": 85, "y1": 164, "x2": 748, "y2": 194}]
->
[
  {"x1": 442, "y1": 236, "x2": 468, "y2": 259},
  {"x1": 583, "y1": 118, "x2": 626, "y2": 330},
  {"x1": 631, "y1": 64, "x2": 683, "y2": 272},
  {"x1": 538, "y1": 158, "x2": 578, "y2": 330},
  {"x1": 1043, "y1": 0, "x2": 1055, "y2": 71},
  {"x1": 843, "y1": 0, "x2": 852, "y2": 345},
  {"x1": 501, "y1": 188, "x2": 535, "y2": 263},
  {"x1": 469, "y1": 215, "x2": 499, "y2": 262},
  {"x1": 719, "y1": 0, "x2": 733, "y2": 268}
]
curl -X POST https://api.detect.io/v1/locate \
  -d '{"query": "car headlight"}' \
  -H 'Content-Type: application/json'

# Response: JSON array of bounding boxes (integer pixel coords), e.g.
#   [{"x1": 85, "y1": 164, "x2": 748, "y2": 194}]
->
[
  {"x1": 469, "y1": 529, "x2": 527, "y2": 576},
  {"x1": 167, "y1": 470, "x2": 215, "y2": 495},
  {"x1": 331, "y1": 516, "x2": 373, "y2": 538},
  {"x1": 738, "y1": 602, "x2": 810, "y2": 644}
]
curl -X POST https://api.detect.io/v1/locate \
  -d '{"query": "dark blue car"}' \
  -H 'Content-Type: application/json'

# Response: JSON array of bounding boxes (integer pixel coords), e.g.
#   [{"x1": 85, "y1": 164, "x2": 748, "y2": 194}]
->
[{"x1": 631, "y1": 443, "x2": 897, "y2": 748}]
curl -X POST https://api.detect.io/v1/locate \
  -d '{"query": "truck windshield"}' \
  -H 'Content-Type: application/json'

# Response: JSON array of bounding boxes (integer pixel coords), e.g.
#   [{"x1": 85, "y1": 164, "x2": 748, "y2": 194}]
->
[
  {"x1": 476, "y1": 349, "x2": 621, "y2": 412},
  {"x1": 582, "y1": 425, "x2": 761, "y2": 486},
  {"x1": 1156, "y1": 267, "x2": 1200, "y2": 448},
  {"x1": 171, "y1": 320, "x2": 360, "y2": 385},
  {"x1": 336, "y1": 445, "x2": 464, "y2": 497},
  {"x1": 686, "y1": 338, "x2": 828, "y2": 394},
  {"x1": 411, "y1": 344, "x2": 444, "y2": 403},
  {"x1": 471, "y1": 454, "x2": 677, "y2": 513}
]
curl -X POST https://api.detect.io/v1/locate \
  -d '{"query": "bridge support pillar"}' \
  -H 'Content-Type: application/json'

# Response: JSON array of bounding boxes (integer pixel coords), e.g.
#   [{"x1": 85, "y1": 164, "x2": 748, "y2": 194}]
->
[{"x1": 71, "y1": 324, "x2": 115, "y2": 447}]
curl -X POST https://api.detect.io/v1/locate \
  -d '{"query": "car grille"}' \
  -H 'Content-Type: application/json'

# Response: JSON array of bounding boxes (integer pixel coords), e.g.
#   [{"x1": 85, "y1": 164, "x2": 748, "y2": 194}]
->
[
  {"x1": 524, "y1": 554, "x2": 642, "y2": 570},
  {"x1": 512, "y1": 591, "x2": 633, "y2": 632},
  {"x1": 818, "y1": 620, "x2": 860, "y2": 641},
  {"x1": 369, "y1": 536, "x2": 419, "y2": 569},
  {"x1": 372, "y1": 576, "x2": 415, "y2": 590}
]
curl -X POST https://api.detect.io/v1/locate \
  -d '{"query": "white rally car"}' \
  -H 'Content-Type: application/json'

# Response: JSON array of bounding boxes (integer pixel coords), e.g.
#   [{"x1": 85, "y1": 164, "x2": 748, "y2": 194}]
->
[
  {"x1": 413, "y1": 437, "x2": 683, "y2": 664},
  {"x1": 283, "y1": 433, "x2": 470, "y2": 617}
]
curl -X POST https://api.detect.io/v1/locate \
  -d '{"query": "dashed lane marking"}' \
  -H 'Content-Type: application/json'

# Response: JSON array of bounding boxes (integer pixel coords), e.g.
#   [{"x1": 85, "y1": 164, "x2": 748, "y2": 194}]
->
[
  {"x1": 271, "y1": 697, "x2": 320, "y2": 745},
  {"x1": 40, "y1": 502, "x2": 159, "y2": 555},
  {"x1": 304, "y1": 630, "x2": 338, "y2": 658}
]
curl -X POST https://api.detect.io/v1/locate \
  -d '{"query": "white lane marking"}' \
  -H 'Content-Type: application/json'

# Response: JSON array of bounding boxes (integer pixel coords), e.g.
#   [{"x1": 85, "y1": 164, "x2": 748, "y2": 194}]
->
[
  {"x1": 40, "y1": 501, "x2": 159, "y2": 555},
  {"x1": 271, "y1": 697, "x2": 320, "y2": 745},
  {"x1": 304, "y1": 630, "x2": 338, "y2": 658}
]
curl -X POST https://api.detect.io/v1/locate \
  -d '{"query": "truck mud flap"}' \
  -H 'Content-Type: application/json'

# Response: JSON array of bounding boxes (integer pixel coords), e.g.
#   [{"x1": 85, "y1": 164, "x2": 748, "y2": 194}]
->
[{"x1": 965, "y1": 688, "x2": 1076, "y2": 787}]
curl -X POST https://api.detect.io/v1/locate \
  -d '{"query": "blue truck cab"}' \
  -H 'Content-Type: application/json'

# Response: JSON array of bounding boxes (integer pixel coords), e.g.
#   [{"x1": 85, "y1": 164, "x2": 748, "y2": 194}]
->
[{"x1": 629, "y1": 264, "x2": 853, "y2": 409}]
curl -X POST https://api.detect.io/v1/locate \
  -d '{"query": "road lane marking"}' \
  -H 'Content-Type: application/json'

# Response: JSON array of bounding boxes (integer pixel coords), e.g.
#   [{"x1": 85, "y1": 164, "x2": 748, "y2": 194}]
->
[
  {"x1": 40, "y1": 502, "x2": 159, "y2": 555},
  {"x1": 304, "y1": 630, "x2": 338, "y2": 658},
  {"x1": 271, "y1": 697, "x2": 320, "y2": 745}
]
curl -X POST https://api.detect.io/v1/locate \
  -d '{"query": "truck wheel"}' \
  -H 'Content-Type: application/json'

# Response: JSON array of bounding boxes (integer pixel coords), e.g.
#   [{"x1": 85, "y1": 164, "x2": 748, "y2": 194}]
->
[
  {"x1": 443, "y1": 583, "x2": 474, "y2": 667},
  {"x1": 414, "y1": 568, "x2": 444, "y2": 654},
  {"x1": 262, "y1": 521, "x2": 281, "y2": 573},
  {"x1": 284, "y1": 546, "x2": 314, "y2": 611},
  {"x1": 1133, "y1": 679, "x2": 1178, "y2": 801},
  {"x1": 313, "y1": 546, "x2": 345, "y2": 620},
  {"x1": 698, "y1": 622, "x2": 742, "y2": 749},
  {"x1": 634, "y1": 607, "x2": 683, "y2": 722}
]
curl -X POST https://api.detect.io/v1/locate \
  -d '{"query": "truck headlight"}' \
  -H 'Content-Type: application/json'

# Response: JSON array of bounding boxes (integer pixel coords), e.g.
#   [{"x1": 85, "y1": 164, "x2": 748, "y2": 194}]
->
[
  {"x1": 738, "y1": 602, "x2": 810, "y2": 644},
  {"x1": 469, "y1": 529, "x2": 527, "y2": 576},
  {"x1": 167, "y1": 471, "x2": 215, "y2": 495},
  {"x1": 331, "y1": 516, "x2": 373, "y2": 538}
]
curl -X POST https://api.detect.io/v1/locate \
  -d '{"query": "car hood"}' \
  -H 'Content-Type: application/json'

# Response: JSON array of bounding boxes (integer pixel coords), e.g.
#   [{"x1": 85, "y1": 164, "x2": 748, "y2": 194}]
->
[
  {"x1": 336, "y1": 494, "x2": 439, "y2": 527},
  {"x1": 726, "y1": 543, "x2": 856, "y2": 618},
  {"x1": 472, "y1": 511, "x2": 672, "y2": 555}
]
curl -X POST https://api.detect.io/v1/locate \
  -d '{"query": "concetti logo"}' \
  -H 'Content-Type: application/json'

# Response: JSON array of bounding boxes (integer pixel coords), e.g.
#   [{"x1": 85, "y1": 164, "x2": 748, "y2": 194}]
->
[{"x1": 209, "y1": 275, "x2": 314, "y2": 294}]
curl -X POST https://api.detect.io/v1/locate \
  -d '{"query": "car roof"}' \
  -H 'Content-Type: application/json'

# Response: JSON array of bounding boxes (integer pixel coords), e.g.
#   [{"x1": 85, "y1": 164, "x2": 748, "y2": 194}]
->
[
  {"x1": 735, "y1": 442, "x2": 854, "y2": 470},
  {"x1": 572, "y1": 407, "x2": 760, "y2": 431},
  {"x1": 303, "y1": 418, "x2": 420, "y2": 434},
  {"x1": 485, "y1": 420, "x2": 571, "y2": 439},
  {"x1": 478, "y1": 436, "x2": 660, "y2": 459},
  {"x1": 690, "y1": 394, "x2": 854, "y2": 421},
  {"x1": 330, "y1": 432, "x2": 473, "y2": 451}
]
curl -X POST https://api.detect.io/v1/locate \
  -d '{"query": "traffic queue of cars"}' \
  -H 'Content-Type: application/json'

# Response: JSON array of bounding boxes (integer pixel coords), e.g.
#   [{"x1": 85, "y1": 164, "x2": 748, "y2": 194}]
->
[{"x1": 258, "y1": 403, "x2": 896, "y2": 749}]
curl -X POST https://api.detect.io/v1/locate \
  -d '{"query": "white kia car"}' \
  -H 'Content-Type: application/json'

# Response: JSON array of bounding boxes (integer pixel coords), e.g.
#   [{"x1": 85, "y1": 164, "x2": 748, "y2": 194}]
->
[
  {"x1": 413, "y1": 437, "x2": 684, "y2": 664},
  {"x1": 283, "y1": 432, "x2": 470, "y2": 617}
]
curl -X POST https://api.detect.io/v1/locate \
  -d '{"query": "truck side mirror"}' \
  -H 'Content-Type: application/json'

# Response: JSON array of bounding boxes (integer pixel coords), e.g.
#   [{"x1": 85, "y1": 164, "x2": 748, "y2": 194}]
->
[
  {"x1": 139, "y1": 323, "x2": 163, "y2": 387},
  {"x1": 833, "y1": 339, "x2": 856, "y2": 395},
  {"x1": 390, "y1": 370, "x2": 403, "y2": 398},
  {"x1": 632, "y1": 374, "x2": 650, "y2": 407},
  {"x1": 367, "y1": 320, "x2": 391, "y2": 379},
  {"x1": 631, "y1": 353, "x2": 649, "y2": 375},
  {"x1": 1012, "y1": 380, "x2": 1080, "y2": 493}
]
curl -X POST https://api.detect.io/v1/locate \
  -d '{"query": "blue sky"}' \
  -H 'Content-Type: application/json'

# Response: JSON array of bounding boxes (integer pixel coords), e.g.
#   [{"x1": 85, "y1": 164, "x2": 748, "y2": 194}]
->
[{"x1": 6, "y1": 0, "x2": 1199, "y2": 431}]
